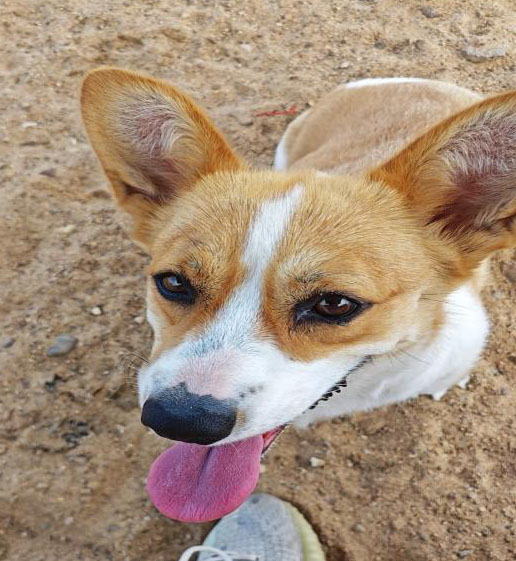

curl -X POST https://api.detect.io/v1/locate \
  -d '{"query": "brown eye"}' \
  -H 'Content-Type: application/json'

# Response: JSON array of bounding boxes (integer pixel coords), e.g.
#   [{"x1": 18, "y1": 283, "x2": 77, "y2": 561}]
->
[
  {"x1": 314, "y1": 294, "x2": 358, "y2": 317},
  {"x1": 155, "y1": 272, "x2": 196, "y2": 304},
  {"x1": 162, "y1": 274, "x2": 185, "y2": 292},
  {"x1": 295, "y1": 292, "x2": 366, "y2": 325}
]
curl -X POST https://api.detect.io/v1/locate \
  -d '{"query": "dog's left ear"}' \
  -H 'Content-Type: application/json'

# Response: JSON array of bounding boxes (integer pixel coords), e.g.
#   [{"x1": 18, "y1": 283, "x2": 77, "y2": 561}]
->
[
  {"x1": 372, "y1": 92, "x2": 516, "y2": 273},
  {"x1": 81, "y1": 67, "x2": 242, "y2": 247}
]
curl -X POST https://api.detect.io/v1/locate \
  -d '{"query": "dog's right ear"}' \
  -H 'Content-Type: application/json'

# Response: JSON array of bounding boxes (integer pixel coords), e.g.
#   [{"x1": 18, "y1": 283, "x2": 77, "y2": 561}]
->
[{"x1": 81, "y1": 67, "x2": 242, "y2": 248}]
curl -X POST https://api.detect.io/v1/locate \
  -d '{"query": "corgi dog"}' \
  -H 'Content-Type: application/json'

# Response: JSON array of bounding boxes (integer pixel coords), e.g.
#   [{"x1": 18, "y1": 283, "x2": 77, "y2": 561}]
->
[{"x1": 81, "y1": 69, "x2": 516, "y2": 524}]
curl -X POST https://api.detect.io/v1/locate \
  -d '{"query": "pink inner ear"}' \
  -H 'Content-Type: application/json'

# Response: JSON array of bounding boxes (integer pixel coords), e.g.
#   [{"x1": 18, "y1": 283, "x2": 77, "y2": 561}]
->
[
  {"x1": 118, "y1": 96, "x2": 194, "y2": 201},
  {"x1": 433, "y1": 110, "x2": 516, "y2": 232},
  {"x1": 123, "y1": 95, "x2": 185, "y2": 156}
]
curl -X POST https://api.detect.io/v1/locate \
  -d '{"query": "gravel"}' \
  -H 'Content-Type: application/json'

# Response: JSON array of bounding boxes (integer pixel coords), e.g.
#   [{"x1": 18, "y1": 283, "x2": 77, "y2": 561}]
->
[
  {"x1": 40, "y1": 168, "x2": 57, "y2": 178},
  {"x1": 1, "y1": 337, "x2": 15, "y2": 349},
  {"x1": 420, "y1": 6, "x2": 440, "y2": 18},
  {"x1": 462, "y1": 45, "x2": 507, "y2": 63},
  {"x1": 502, "y1": 262, "x2": 516, "y2": 284},
  {"x1": 47, "y1": 334, "x2": 78, "y2": 357},
  {"x1": 309, "y1": 456, "x2": 326, "y2": 468}
]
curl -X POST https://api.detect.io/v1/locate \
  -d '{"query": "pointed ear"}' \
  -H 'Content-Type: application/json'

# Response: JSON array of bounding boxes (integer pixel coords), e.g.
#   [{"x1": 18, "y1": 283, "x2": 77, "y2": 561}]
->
[
  {"x1": 371, "y1": 91, "x2": 516, "y2": 272},
  {"x1": 81, "y1": 67, "x2": 242, "y2": 247}
]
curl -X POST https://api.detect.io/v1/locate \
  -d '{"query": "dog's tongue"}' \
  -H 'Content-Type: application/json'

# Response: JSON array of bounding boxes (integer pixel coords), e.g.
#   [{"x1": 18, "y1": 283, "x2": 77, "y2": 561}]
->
[{"x1": 146, "y1": 435, "x2": 263, "y2": 523}]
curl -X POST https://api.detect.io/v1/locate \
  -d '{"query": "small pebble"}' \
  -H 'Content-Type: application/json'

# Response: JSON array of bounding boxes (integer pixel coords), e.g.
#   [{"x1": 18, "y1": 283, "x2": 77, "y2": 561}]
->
[
  {"x1": 462, "y1": 45, "x2": 506, "y2": 63},
  {"x1": 414, "y1": 39, "x2": 425, "y2": 51},
  {"x1": 1, "y1": 337, "x2": 14, "y2": 349},
  {"x1": 457, "y1": 550, "x2": 474, "y2": 559},
  {"x1": 117, "y1": 33, "x2": 143, "y2": 45},
  {"x1": 40, "y1": 168, "x2": 57, "y2": 178},
  {"x1": 231, "y1": 110, "x2": 254, "y2": 127},
  {"x1": 21, "y1": 121, "x2": 38, "y2": 128},
  {"x1": 56, "y1": 224, "x2": 76, "y2": 234},
  {"x1": 89, "y1": 188, "x2": 111, "y2": 199},
  {"x1": 389, "y1": 517, "x2": 404, "y2": 531},
  {"x1": 351, "y1": 523, "x2": 365, "y2": 533},
  {"x1": 47, "y1": 334, "x2": 78, "y2": 357},
  {"x1": 502, "y1": 262, "x2": 516, "y2": 284},
  {"x1": 133, "y1": 316, "x2": 145, "y2": 325},
  {"x1": 340, "y1": 61, "x2": 351, "y2": 69},
  {"x1": 309, "y1": 456, "x2": 326, "y2": 468},
  {"x1": 90, "y1": 306, "x2": 103, "y2": 316},
  {"x1": 421, "y1": 6, "x2": 440, "y2": 18}
]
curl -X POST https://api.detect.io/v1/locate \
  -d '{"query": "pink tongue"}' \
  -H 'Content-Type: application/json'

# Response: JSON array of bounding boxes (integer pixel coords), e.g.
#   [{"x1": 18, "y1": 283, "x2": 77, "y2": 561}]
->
[{"x1": 146, "y1": 435, "x2": 263, "y2": 523}]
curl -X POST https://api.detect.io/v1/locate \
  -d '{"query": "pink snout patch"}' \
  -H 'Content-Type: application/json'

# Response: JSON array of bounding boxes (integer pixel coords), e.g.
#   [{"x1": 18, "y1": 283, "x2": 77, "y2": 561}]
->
[{"x1": 171, "y1": 350, "x2": 239, "y2": 400}]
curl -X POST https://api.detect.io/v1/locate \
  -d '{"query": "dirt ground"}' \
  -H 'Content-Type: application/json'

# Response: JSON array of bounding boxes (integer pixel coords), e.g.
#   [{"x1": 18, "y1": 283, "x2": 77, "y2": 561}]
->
[{"x1": 1, "y1": 1, "x2": 515, "y2": 560}]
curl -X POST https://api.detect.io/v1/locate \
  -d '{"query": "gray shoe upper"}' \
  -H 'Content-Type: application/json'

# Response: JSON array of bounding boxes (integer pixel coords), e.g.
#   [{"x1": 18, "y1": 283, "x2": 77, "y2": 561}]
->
[{"x1": 198, "y1": 493, "x2": 305, "y2": 561}]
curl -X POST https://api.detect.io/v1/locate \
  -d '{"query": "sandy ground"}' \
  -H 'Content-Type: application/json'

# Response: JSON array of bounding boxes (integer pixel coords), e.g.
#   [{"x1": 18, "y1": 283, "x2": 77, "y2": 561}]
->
[{"x1": 1, "y1": 1, "x2": 515, "y2": 560}]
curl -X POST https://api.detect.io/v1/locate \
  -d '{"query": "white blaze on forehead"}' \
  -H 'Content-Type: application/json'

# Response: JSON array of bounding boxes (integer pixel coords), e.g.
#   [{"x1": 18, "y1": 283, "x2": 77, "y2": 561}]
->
[
  {"x1": 184, "y1": 184, "x2": 304, "y2": 356},
  {"x1": 243, "y1": 184, "x2": 304, "y2": 270}
]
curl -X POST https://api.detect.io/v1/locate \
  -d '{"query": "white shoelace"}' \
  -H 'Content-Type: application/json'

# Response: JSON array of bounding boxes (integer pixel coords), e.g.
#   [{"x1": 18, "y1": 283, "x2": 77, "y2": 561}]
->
[{"x1": 177, "y1": 545, "x2": 259, "y2": 561}]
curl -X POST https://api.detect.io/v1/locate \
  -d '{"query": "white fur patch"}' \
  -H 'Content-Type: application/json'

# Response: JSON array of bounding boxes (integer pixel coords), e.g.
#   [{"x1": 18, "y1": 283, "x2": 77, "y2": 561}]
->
[
  {"x1": 295, "y1": 282, "x2": 489, "y2": 427},
  {"x1": 273, "y1": 134, "x2": 289, "y2": 170},
  {"x1": 139, "y1": 186, "x2": 311, "y2": 414},
  {"x1": 186, "y1": 184, "x2": 304, "y2": 354},
  {"x1": 341, "y1": 77, "x2": 428, "y2": 89},
  {"x1": 139, "y1": 179, "x2": 491, "y2": 441},
  {"x1": 139, "y1": 183, "x2": 370, "y2": 441}
]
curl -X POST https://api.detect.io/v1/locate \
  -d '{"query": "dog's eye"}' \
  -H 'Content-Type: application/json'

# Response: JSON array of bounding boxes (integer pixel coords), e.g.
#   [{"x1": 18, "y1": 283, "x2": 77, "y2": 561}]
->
[
  {"x1": 295, "y1": 292, "x2": 365, "y2": 325},
  {"x1": 154, "y1": 272, "x2": 196, "y2": 304},
  {"x1": 314, "y1": 294, "x2": 358, "y2": 317}
]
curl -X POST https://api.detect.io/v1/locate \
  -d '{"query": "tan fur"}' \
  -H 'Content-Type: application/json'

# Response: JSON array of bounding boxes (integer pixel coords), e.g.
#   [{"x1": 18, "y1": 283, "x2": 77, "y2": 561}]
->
[
  {"x1": 81, "y1": 69, "x2": 516, "y2": 367},
  {"x1": 144, "y1": 170, "x2": 309, "y2": 360},
  {"x1": 371, "y1": 91, "x2": 516, "y2": 270},
  {"x1": 81, "y1": 67, "x2": 242, "y2": 248},
  {"x1": 283, "y1": 80, "x2": 481, "y2": 174},
  {"x1": 145, "y1": 169, "x2": 436, "y2": 362},
  {"x1": 283, "y1": 80, "x2": 516, "y2": 292}
]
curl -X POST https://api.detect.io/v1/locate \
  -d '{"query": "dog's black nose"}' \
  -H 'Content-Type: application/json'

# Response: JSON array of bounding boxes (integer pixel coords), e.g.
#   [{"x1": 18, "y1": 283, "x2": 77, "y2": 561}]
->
[{"x1": 141, "y1": 385, "x2": 237, "y2": 445}]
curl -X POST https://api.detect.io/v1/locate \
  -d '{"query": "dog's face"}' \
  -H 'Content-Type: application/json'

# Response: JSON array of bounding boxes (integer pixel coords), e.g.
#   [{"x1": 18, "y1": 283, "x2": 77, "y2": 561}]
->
[
  {"x1": 82, "y1": 69, "x2": 516, "y2": 447},
  {"x1": 140, "y1": 169, "x2": 436, "y2": 441}
]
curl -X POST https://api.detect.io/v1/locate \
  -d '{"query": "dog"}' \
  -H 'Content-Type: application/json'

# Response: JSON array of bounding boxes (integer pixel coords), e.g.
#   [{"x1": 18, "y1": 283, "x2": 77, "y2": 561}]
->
[{"x1": 81, "y1": 69, "x2": 516, "y2": 523}]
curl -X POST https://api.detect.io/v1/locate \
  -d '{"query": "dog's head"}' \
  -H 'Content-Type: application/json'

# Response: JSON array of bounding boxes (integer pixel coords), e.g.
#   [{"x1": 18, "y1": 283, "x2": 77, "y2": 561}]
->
[{"x1": 81, "y1": 68, "x2": 516, "y2": 522}]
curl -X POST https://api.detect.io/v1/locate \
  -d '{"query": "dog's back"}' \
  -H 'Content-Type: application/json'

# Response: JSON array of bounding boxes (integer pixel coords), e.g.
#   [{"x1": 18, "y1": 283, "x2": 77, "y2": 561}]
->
[{"x1": 275, "y1": 78, "x2": 482, "y2": 175}]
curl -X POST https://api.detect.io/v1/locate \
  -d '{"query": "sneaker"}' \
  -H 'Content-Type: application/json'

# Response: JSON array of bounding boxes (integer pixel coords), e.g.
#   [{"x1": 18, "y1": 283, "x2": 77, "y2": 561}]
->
[{"x1": 177, "y1": 493, "x2": 325, "y2": 561}]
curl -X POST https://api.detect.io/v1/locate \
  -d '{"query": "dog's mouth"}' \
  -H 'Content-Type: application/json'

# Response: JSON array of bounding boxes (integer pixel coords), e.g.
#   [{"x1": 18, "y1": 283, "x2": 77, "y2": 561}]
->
[
  {"x1": 146, "y1": 370, "x2": 359, "y2": 524},
  {"x1": 146, "y1": 425, "x2": 286, "y2": 523},
  {"x1": 261, "y1": 425, "x2": 286, "y2": 454}
]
